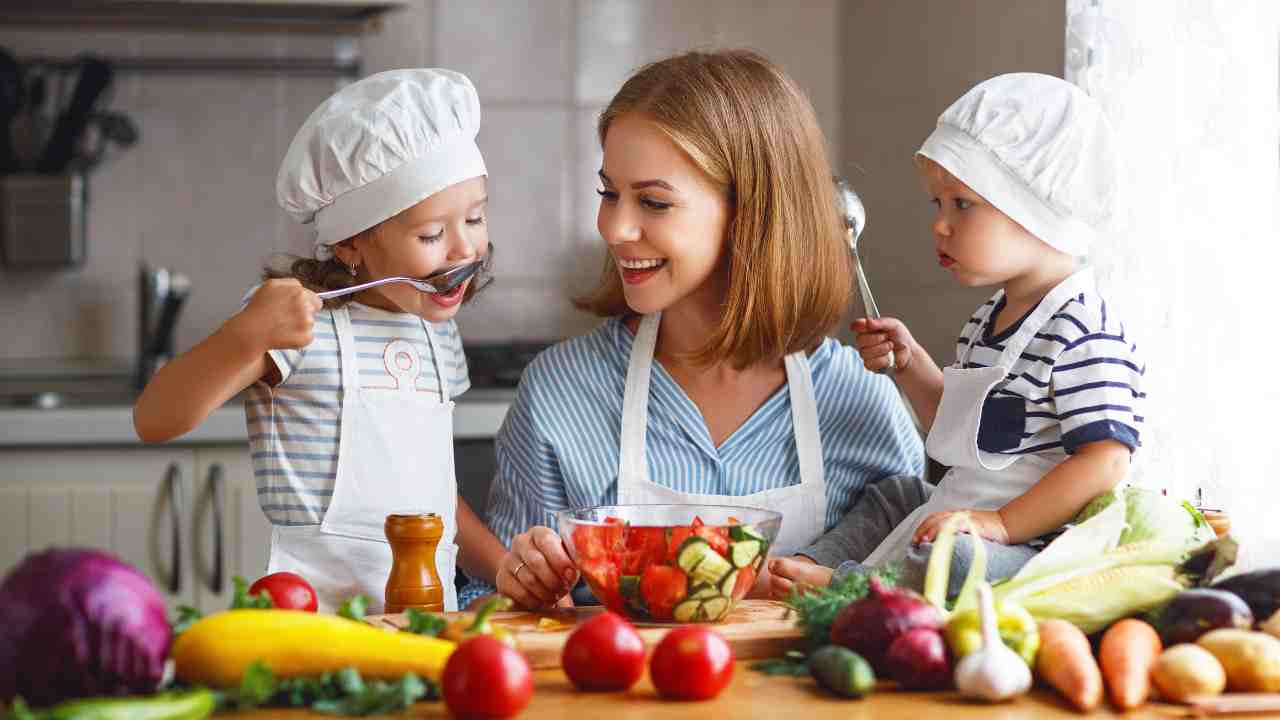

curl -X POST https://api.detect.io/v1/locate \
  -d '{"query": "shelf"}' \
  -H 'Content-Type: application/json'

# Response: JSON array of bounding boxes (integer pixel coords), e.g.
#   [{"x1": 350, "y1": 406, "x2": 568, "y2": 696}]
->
[{"x1": 0, "y1": 0, "x2": 405, "y2": 35}]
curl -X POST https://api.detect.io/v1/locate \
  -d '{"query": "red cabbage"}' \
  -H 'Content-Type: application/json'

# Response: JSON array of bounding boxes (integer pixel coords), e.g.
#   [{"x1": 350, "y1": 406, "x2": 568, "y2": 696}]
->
[{"x1": 0, "y1": 548, "x2": 172, "y2": 706}]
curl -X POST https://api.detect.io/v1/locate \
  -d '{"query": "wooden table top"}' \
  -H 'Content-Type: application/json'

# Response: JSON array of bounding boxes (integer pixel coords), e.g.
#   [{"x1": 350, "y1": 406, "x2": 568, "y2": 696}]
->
[{"x1": 231, "y1": 661, "x2": 1197, "y2": 719}]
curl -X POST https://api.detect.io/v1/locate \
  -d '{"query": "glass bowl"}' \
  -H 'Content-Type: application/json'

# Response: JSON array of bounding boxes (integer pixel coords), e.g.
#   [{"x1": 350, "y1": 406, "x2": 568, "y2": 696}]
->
[{"x1": 556, "y1": 504, "x2": 782, "y2": 623}]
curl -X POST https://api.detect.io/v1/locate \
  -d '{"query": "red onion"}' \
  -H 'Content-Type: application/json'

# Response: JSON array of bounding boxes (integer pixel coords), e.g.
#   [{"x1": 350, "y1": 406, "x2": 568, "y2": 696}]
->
[
  {"x1": 885, "y1": 627, "x2": 952, "y2": 690},
  {"x1": 829, "y1": 576, "x2": 944, "y2": 674}
]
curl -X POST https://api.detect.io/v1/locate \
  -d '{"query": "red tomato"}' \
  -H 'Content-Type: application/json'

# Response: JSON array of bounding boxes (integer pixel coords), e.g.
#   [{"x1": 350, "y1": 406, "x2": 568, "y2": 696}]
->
[
  {"x1": 666, "y1": 526, "x2": 694, "y2": 563},
  {"x1": 649, "y1": 627, "x2": 735, "y2": 700},
  {"x1": 732, "y1": 565, "x2": 756, "y2": 600},
  {"x1": 580, "y1": 558, "x2": 623, "y2": 611},
  {"x1": 621, "y1": 526, "x2": 667, "y2": 576},
  {"x1": 573, "y1": 519, "x2": 625, "y2": 563},
  {"x1": 692, "y1": 524, "x2": 729, "y2": 557},
  {"x1": 640, "y1": 565, "x2": 687, "y2": 621},
  {"x1": 442, "y1": 635, "x2": 534, "y2": 719},
  {"x1": 248, "y1": 572, "x2": 317, "y2": 612},
  {"x1": 562, "y1": 612, "x2": 646, "y2": 692}
]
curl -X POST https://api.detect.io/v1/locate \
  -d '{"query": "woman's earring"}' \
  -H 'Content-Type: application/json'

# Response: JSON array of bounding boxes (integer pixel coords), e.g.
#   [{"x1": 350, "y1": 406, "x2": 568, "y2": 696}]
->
[{"x1": 348, "y1": 263, "x2": 358, "y2": 277}]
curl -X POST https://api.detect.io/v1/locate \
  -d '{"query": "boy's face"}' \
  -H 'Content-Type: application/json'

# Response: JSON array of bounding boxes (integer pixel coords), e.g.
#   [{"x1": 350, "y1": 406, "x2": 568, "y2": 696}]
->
[
  {"x1": 346, "y1": 176, "x2": 490, "y2": 322},
  {"x1": 918, "y1": 159, "x2": 1046, "y2": 288}
]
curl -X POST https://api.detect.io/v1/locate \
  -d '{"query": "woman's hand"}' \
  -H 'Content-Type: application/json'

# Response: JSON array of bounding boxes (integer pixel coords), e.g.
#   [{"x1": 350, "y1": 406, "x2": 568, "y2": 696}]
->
[
  {"x1": 852, "y1": 317, "x2": 917, "y2": 373},
  {"x1": 496, "y1": 526, "x2": 580, "y2": 609},
  {"x1": 912, "y1": 509, "x2": 1009, "y2": 545},
  {"x1": 759, "y1": 555, "x2": 834, "y2": 599}
]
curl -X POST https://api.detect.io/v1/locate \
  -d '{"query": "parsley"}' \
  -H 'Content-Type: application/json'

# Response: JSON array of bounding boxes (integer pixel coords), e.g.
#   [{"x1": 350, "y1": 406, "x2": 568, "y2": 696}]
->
[
  {"x1": 223, "y1": 661, "x2": 436, "y2": 716},
  {"x1": 787, "y1": 565, "x2": 900, "y2": 651},
  {"x1": 171, "y1": 605, "x2": 204, "y2": 636},
  {"x1": 750, "y1": 651, "x2": 810, "y2": 677},
  {"x1": 231, "y1": 576, "x2": 274, "y2": 610},
  {"x1": 337, "y1": 595, "x2": 369, "y2": 622},
  {"x1": 404, "y1": 608, "x2": 446, "y2": 637}
]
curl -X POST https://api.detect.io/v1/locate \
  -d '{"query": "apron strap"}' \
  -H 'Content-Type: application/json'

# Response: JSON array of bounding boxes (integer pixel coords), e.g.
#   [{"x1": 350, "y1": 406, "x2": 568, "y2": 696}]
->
[
  {"x1": 783, "y1": 351, "x2": 826, "y2": 494},
  {"x1": 332, "y1": 307, "x2": 358, "y2": 392},
  {"x1": 421, "y1": 320, "x2": 450, "y2": 402},
  {"x1": 617, "y1": 313, "x2": 661, "y2": 490},
  {"x1": 989, "y1": 267, "x2": 1097, "y2": 372}
]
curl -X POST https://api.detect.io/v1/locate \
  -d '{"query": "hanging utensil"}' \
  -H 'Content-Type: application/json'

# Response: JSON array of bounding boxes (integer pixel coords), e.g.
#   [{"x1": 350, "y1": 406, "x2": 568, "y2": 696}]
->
[
  {"x1": 37, "y1": 56, "x2": 113, "y2": 174},
  {"x1": 834, "y1": 176, "x2": 894, "y2": 375},
  {"x1": 317, "y1": 255, "x2": 485, "y2": 301},
  {"x1": 0, "y1": 48, "x2": 24, "y2": 174}
]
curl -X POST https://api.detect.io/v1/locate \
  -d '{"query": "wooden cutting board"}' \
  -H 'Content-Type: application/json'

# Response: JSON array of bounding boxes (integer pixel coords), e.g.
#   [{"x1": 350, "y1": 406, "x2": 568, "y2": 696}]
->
[{"x1": 366, "y1": 599, "x2": 804, "y2": 670}]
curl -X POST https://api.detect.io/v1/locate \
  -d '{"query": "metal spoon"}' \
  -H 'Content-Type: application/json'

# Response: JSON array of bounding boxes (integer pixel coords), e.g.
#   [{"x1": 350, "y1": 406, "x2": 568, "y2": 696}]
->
[
  {"x1": 834, "y1": 176, "x2": 894, "y2": 375},
  {"x1": 317, "y1": 255, "x2": 485, "y2": 300}
]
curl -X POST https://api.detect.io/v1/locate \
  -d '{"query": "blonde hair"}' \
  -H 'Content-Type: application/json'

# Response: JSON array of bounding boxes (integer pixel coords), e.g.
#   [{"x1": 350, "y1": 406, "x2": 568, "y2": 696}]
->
[{"x1": 574, "y1": 50, "x2": 852, "y2": 369}]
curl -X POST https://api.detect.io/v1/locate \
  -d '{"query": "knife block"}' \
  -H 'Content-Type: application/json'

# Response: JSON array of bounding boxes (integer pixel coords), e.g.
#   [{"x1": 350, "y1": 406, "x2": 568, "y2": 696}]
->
[{"x1": 0, "y1": 173, "x2": 87, "y2": 267}]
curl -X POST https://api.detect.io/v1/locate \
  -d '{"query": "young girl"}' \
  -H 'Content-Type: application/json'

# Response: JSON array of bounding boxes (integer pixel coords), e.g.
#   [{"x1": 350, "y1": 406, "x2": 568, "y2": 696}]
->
[
  {"x1": 134, "y1": 68, "x2": 507, "y2": 612},
  {"x1": 770, "y1": 73, "x2": 1144, "y2": 597},
  {"x1": 463, "y1": 50, "x2": 925, "y2": 610}
]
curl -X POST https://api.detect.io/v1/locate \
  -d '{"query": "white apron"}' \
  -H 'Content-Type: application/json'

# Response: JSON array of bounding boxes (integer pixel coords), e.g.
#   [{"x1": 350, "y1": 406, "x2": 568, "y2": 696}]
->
[
  {"x1": 863, "y1": 269, "x2": 1096, "y2": 567},
  {"x1": 267, "y1": 306, "x2": 460, "y2": 613},
  {"x1": 616, "y1": 313, "x2": 827, "y2": 557}
]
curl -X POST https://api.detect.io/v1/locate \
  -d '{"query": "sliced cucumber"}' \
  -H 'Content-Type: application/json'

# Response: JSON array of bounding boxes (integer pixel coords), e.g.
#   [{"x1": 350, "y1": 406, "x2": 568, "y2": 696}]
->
[
  {"x1": 673, "y1": 599, "x2": 702, "y2": 623},
  {"x1": 730, "y1": 539, "x2": 761, "y2": 568},
  {"x1": 720, "y1": 570, "x2": 739, "y2": 596},
  {"x1": 689, "y1": 584, "x2": 719, "y2": 601},
  {"x1": 730, "y1": 524, "x2": 767, "y2": 543},
  {"x1": 691, "y1": 550, "x2": 733, "y2": 587},
  {"x1": 702, "y1": 597, "x2": 731, "y2": 621},
  {"x1": 676, "y1": 536, "x2": 711, "y2": 575}
]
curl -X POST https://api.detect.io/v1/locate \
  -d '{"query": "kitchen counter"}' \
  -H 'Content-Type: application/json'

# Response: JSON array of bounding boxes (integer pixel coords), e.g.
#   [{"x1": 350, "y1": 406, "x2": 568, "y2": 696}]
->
[
  {"x1": 228, "y1": 664, "x2": 1189, "y2": 719},
  {"x1": 0, "y1": 387, "x2": 515, "y2": 447}
]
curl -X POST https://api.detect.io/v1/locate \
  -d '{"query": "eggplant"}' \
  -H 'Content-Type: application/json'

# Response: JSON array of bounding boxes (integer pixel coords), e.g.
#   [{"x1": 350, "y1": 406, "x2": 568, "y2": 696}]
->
[
  {"x1": 1212, "y1": 568, "x2": 1280, "y2": 626},
  {"x1": 1152, "y1": 588, "x2": 1254, "y2": 645}
]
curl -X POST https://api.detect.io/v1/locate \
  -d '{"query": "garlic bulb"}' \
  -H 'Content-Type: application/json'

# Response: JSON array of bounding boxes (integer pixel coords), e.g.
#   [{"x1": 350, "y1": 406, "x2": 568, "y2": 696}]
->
[{"x1": 954, "y1": 583, "x2": 1032, "y2": 702}]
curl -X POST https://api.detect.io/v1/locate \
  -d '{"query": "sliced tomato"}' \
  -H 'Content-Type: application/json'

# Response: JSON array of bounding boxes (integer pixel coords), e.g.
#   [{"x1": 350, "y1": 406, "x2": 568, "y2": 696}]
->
[
  {"x1": 666, "y1": 526, "x2": 695, "y2": 564},
  {"x1": 620, "y1": 526, "x2": 667, "y2": 576},
  {"x1": 732, "y1": 565, "x2": 756, "y2": 599},
  {"x1": 581, "y1": 558, "x2": 623, "y2": 612},
  {"x1": 693, "y1": 524, "x2": 730, "y2": 557},
  {"x1": 573, "y1": 518, "x2": 625, "y2": 563},
  {"x1": 640, "y1": 565, "x2": 688, "y2": 622}
]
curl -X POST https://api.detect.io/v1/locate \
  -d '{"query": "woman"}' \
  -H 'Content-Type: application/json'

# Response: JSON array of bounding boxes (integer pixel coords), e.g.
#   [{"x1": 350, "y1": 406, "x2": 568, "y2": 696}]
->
[{"x1": 461, "y1": 50, "x2": 926, "y2": 609}]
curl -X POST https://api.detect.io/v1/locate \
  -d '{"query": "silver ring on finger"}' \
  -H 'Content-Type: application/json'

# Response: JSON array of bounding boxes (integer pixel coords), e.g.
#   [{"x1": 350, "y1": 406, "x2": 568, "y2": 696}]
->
[{"x1": 512, "y1": 561, "x2": 528, "y2": 581}]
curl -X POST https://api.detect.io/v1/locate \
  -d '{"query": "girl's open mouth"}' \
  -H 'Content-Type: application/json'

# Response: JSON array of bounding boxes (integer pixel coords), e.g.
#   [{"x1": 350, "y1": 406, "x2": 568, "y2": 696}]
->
[
  {"x1": 428, "y1": 278, "x2": 467, "y2": 307},
  {"x1": 938, "y1": 253, "x2": 956, "y2": 269}
]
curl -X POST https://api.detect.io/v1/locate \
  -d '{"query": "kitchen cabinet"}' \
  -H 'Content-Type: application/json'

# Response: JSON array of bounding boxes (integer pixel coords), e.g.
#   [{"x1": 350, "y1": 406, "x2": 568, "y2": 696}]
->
[
  {"x1": 1, "y1": 0, "x2": 405, "y2": 35},
  {"x1": 0, "y1": 445, "x2": 270, "y2": 613}
]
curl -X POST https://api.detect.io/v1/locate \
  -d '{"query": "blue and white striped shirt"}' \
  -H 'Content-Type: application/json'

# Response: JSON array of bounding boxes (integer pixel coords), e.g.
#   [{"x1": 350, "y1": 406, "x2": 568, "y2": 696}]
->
[
  {"x1": 459, "y1": 317, "x2": 924, "y2": 606},
  {"x1": 243, "y1": 301, "x2": 469, "y2": 526},
  {"x1": 963, "y1": 289, "x2": 1145, "y2": 457}
]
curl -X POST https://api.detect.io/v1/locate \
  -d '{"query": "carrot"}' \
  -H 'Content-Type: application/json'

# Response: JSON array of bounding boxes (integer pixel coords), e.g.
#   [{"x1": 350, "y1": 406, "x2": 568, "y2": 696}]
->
[
  {"x1": 1036, "y1": 619, "x2": 1103, "y2": 712},
  {"x1": 1099, "y1": 618, "x2": 1163, "y2": 710}
]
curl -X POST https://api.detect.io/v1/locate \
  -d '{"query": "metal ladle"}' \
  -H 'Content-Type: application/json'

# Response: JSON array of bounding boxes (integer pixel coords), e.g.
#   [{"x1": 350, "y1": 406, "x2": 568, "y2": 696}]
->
[
  {"x1": 318, "y1": 251, "x2": 488, "y2": 300},
  {"x1": 834, "y1": 177, "x2": 894, "y2": 375}
]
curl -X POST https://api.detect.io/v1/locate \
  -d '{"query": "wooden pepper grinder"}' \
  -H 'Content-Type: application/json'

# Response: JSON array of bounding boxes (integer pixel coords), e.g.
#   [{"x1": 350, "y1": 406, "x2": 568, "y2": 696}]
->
[{"x1": 384, "y1": 513, "x2": 445, "y2": 613}]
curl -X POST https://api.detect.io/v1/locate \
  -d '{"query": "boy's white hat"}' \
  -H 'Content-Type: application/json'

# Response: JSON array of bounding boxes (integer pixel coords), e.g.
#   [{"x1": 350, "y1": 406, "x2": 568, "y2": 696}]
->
[
  {"x1": 916, "y1": 73, "x2": 1116, "y2": 257},
  {"x1": 277, "y1": 68, "x2": 486, "y2": 258}
]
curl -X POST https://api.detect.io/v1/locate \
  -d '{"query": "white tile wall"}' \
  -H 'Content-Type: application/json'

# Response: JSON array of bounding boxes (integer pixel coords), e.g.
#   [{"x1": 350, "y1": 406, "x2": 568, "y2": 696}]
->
[{"x1": 0, "y1": 1, "x2": 845, "y2": 360}]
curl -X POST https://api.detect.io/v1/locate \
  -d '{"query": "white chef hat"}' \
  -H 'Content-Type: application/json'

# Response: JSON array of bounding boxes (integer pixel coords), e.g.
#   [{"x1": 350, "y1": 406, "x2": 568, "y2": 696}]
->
[
  {"x1": 276, "y1": 68, "x2": 486, "y2": 259},
  {"x1": 916, "y1": 73, "x2": 1117, "y2": 257}
]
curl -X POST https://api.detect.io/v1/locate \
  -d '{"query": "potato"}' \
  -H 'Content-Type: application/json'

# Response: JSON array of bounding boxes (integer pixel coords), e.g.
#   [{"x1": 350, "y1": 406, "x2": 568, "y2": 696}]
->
[
  {"x1": 1197, "y1": 629, "x2": 1280, "y2": 692},
  {"x1": 1151, "y1": 644, "x2": 1226, "y2": 702}
]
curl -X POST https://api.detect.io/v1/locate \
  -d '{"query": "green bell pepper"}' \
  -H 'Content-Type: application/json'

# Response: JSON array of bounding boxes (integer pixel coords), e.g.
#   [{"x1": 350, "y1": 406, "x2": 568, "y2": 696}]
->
[{"x1": 945, "y1": 596, "x2": 1040, "y2": 667}]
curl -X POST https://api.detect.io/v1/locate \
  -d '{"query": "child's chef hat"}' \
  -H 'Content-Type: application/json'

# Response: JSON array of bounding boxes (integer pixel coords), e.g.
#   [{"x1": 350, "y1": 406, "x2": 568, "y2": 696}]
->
[
  {"x1": 917, "y1": 73, "x2": 1116, "y2": 257},
  {"x1": 277, "y1": 68, "x2": 486, "y2": 258}
]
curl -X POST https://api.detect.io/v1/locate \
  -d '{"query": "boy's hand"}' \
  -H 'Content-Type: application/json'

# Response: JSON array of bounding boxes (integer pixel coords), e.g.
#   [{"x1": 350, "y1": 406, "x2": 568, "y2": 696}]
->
[
  {"x1": 234, "y1": 278, "x2": 322, "y2": 352},
  {"x1": 763, "y1": 556, "x2": 834, "y2": 599},
  {"x1": 853, "y1": 317, "x2": 916, "y2": 373},
  {"x1": 912, "y1": 509, "x2": 1009, "y2": 545}
]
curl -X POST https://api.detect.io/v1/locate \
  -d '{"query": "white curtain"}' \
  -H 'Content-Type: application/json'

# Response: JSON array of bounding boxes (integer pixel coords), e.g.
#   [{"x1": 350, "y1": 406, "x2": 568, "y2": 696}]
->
[{"x1": 1064, "y1": 0, "x2": 1280, "y2": 568}]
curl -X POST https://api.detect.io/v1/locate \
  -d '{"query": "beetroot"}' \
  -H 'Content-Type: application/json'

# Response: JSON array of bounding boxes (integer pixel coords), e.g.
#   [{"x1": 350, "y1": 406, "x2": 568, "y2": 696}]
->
[
  {"x1": 829, "y1": 577, "x2": 944, "y2": 674},
  {"x1": 885, "y1": 628, "x2": 952, "y2": 690}
]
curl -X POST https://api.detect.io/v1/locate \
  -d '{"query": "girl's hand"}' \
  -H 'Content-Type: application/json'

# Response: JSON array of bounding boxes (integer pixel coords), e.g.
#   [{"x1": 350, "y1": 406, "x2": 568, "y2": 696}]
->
[
  {"x1": 852, "y1": 317, "x2": 916, "y2": 373},
  {"x1": 497, "y1": 526, "x2": 579, "y2": 610},
  {"x1": 762, "y1": 556, "x2": 834, "y2": 599},
  {"x1": 912, "y1": 509, "x2": 1010, "y2": 545},
  {"x1": 235, "y1": 278, "x2": 322, "y2": 352}
]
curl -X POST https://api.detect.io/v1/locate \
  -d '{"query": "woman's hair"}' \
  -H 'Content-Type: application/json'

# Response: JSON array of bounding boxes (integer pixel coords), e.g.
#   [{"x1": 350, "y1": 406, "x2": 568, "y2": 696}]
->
[
  {"x1": 574, "y1": 49, "x2": 853, "y2": 369},
  {"x1": 264, "y1": 223, "x2": 490, "y2": 308}
]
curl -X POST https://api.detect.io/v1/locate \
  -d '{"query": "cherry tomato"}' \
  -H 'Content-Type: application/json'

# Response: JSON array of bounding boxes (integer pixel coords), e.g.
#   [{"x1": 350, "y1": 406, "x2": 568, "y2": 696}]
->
[
  {"x1": 692, "y1": 524, "x2": 729, "y2": 557},
  {"x1": 248, "y1": 572, "x2": 317, "y2": 612},
  {"x1": 640, "y1": 565, "x2": 687, "y2": 621},
  {"x1": 666, "y1": 526, "x2": 694, "y2": 563},
  {"x1": 562, "y1": 611, "x2": 646, "y2": 692},
  {"x1": 442, "y1": 635, "x2": 534, "y2": 719},
  {"x1": 732, "y1": 565, "x2": 756, "y2": 599},
  {"x1": 650, "y1": 626, "x2": 735, "y2": 700}
]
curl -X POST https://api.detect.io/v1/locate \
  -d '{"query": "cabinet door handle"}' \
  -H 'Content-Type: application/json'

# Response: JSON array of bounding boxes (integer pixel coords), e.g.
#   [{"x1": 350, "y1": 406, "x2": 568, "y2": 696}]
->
[
  {"x1": 207, "y1": 463, "x2": 225, "y2": 594},
  {"x1": 165, "y1": 463, "x2": 182, "y2": 595}
]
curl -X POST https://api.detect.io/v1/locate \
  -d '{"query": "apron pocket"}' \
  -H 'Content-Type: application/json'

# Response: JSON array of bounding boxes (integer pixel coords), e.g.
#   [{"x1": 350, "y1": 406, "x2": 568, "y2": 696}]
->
[{"x1": 978, "y1": 394, "x2": 1026, "y2": 453}]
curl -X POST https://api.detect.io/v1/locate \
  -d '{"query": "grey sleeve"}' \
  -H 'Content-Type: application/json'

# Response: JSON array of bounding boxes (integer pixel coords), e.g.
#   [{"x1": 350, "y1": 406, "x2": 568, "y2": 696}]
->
[{"x1": 797, "y1": 474, "x2": 932, "y2": 567}]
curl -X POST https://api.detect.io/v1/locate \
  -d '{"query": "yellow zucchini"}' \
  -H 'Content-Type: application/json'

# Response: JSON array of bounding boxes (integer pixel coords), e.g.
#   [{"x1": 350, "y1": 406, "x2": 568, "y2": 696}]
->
[{"x1": 172, "y1": 609, "x2": 455, "y2": 687}]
